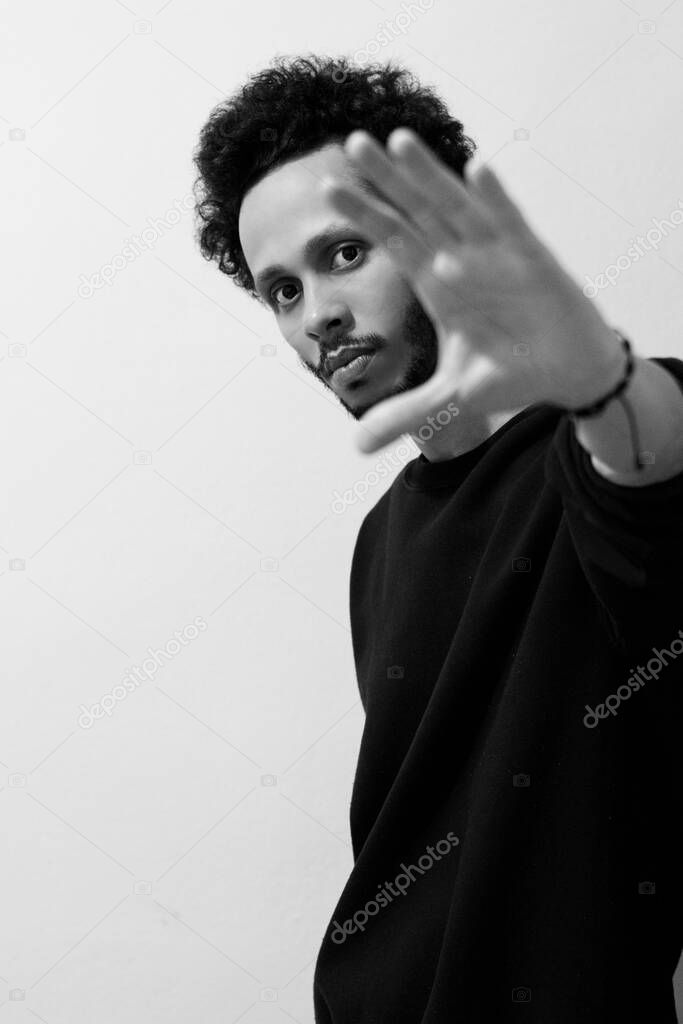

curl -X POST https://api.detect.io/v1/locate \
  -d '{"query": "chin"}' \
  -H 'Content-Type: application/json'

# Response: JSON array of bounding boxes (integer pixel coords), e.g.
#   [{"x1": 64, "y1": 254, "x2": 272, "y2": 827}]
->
[{"x1": 339, "y1": 379, "x2": 404, "y2": 421}]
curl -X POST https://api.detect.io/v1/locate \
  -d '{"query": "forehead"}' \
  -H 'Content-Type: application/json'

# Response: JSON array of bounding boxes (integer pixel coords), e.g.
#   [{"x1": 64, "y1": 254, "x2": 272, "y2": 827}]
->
[{"x1": 238, "y1": 143, "x2": 365, "y2": 288}]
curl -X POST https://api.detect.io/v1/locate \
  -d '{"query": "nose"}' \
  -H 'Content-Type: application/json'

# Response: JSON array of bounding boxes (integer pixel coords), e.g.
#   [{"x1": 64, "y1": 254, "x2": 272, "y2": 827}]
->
[{"x1": 304, "y1": 299, "x2": 354, "y2": 371}]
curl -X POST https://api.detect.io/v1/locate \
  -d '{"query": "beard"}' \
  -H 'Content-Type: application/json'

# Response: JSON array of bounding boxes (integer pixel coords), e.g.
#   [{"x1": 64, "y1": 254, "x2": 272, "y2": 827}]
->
[{"x1": 299, "y1": 293, "x2": 439, "y2": 421}]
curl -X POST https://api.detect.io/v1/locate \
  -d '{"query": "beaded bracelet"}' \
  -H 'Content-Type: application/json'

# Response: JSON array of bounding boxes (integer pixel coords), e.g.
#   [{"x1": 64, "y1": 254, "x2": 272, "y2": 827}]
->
[{"x1": 568, "y1": 331, "x2": 644, "y2": 472}]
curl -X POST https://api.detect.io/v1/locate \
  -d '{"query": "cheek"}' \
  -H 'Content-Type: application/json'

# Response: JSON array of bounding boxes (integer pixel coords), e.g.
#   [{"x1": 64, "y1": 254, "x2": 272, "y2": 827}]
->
[
  {"x1": 368, "y1": 270, "x2": 414, "y2": 335},
  {"x1": 274, "y1": 319, "x2": 293, "y2": 350},
  {"x1": 279, "y1": 320, "x2": 318, "y2": 366}
]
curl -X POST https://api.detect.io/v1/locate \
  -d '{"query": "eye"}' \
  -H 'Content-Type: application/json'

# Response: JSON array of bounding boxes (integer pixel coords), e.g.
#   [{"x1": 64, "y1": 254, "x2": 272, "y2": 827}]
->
[
  {"x1": 270, "y1": 243, "x2": 365, "y2": 310},
  {"x1": 330, "y1": 243, "x2": 363, "y2": 270},
  {"x1": 270, "y1": 282, "x2": 299, "y2": 309}
]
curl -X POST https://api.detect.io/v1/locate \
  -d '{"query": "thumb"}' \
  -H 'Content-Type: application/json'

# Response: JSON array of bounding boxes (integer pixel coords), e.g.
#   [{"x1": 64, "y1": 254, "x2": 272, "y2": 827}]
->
[{"x1": 354, "y1": 373, "x2": 448, "y2": 454}]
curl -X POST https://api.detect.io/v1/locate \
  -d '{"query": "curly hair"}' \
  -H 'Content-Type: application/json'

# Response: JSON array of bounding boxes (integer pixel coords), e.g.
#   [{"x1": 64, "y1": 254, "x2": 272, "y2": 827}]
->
[{"x1": 192, "y1": 53, "x2": 476, "y2": 304}]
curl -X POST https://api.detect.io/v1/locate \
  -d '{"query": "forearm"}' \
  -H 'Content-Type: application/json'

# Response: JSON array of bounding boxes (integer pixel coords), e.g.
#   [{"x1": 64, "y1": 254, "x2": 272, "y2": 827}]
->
[{"x1": 569, "y1": 355, "x2": 683, "y2": 487}]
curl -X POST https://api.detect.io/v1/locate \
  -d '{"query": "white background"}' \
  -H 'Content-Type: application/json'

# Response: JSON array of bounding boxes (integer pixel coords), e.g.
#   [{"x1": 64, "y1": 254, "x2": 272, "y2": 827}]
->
[{"x1": 1, "y1": 0, "x2": 682, "y2": 1020}]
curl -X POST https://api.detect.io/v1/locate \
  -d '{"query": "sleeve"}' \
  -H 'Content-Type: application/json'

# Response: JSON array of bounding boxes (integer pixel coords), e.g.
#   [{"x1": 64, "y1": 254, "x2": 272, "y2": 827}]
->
[
  {"x1": 543, "y1": 355, "x2": 683, "y2": 657},
  {"x1": 349, "y1": 503, "x2": 381, "y2": 714}
]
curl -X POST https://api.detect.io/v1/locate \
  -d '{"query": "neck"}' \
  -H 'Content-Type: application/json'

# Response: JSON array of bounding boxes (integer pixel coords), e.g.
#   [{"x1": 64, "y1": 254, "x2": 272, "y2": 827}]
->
[{"x1": 410, "y1": 405, "x2": 529, "y2": 463}]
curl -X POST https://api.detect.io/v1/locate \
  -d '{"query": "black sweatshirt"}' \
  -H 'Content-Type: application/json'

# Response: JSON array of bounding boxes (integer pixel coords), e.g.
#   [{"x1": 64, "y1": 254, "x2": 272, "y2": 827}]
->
[{"x1": 313, "y1": 356, "x2": 683, "y2": 1024}]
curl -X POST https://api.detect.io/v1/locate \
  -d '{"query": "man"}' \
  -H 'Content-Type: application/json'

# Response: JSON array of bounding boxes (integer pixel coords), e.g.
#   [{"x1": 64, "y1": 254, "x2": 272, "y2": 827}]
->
[{"x1": 193, "y1": 54, "x2": 683, "y2": 1023}]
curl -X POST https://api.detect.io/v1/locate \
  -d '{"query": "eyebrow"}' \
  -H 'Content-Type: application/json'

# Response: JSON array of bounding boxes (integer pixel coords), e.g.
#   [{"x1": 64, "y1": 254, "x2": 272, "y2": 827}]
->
[{"x1": 254, "y1": 221, "x2": 365, "y2": 297}]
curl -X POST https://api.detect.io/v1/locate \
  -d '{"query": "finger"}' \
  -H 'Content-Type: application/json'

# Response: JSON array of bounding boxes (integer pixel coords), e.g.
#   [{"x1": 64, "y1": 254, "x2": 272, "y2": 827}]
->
[
  {"x1": 355, "y1": 347, "x2": 504, "y2": 454},
  {"x1": 353, "y1": 342, "x2": 473, "y2": 454},
  {"x1": 322, "y1": 177, "x2": 437, "y2": 271},
  {"x1": 468, "y1": 162, "x2": 532, "y2": 238},
  {"x1": 343, "y1": 130, "x2": 462, "y2": 251},
  {"x1": 321, "y1": 178, "x2": 453, "y2": 324},
  {"x1": 384, "y1": 128, "x2": 497, "y2": 242},
  {"x1": 354, "y1": 372, "x2": 448, "y2": 454}
]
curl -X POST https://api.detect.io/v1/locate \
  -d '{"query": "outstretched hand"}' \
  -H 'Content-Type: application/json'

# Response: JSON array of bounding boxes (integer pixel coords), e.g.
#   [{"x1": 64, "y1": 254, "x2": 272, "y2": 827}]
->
[{"x1": 322, "y1": 128, "x2": 623, "y2": 455}]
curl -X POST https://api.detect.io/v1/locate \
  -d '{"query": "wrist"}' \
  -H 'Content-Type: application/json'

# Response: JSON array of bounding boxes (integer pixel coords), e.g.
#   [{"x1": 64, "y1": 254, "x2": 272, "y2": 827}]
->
[{"x1": 557, "y1": 327, "x2": 629, "y2": 412}]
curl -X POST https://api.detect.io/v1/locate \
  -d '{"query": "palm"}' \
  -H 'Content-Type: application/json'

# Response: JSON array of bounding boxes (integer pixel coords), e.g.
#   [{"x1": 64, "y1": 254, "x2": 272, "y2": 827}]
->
[{"x1": 323, "y1": 128, "x2": 619, "y2": 454}]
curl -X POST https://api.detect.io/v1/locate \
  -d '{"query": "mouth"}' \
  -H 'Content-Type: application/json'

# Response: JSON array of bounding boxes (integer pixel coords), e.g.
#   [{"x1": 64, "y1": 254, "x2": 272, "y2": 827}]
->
[{"x1": 330, "y1": 350, "x2": 376, "y2": 389}]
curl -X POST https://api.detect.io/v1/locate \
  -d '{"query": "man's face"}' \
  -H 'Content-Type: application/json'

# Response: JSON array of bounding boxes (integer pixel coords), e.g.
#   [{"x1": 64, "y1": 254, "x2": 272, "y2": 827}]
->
[{"x1": 238, "y1": 142, "x2": 438, "y2": 420}]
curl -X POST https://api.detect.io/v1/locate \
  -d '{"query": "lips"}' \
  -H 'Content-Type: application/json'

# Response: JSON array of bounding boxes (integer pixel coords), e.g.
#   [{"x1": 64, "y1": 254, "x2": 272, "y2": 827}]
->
[
  {"x1": 330, "y1": 350, "x2": 376, "y2": 389},
  {"x1": 326, "y1": 345, "x2": 375, "y2": 377}
]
